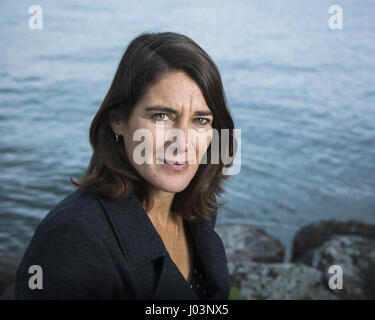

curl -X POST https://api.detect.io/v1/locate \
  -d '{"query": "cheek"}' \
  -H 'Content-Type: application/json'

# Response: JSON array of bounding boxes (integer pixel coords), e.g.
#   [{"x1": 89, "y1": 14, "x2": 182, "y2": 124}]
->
[
  {"x1": 194, "y1": 132, "x2": 212, "y2": 162},
  {"x1": 127, "y1": 121, "x2": 156, "y2": 163},
  {"x1": 123, "y1": 137, "x2": 134, "y2": 162},
  {"x1": 153, "y1": 129, "x2": 165, "y2": 157}
]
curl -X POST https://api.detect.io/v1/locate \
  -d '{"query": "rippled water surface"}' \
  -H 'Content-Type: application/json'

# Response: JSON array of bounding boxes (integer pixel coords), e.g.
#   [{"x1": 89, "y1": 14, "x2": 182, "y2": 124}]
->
[{"x1": 1, "y1": 0, "x2": 374, "y2": 260}]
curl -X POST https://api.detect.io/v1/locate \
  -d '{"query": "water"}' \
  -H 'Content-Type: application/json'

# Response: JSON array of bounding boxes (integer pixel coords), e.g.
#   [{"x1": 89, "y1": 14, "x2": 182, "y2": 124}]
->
[{"x1": 1, "y1": 0, "x2": 374, "y2": 261}]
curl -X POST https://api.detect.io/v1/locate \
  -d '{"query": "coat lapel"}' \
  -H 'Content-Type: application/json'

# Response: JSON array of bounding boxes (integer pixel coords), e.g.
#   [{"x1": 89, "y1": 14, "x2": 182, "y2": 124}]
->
[
  {"x1": 94, "y1": 191, "x2": 229, "y2": 300},
  {"x1": 188, "y1": 219, "x2": 230, "y2": 299}
]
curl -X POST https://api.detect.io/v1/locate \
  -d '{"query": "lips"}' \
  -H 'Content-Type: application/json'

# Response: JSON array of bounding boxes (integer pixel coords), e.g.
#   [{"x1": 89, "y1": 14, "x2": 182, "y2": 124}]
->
[
  {"x1": 158, "y1": 158, "x2": 190, "y2": 165},
  {"x1": 156, "y1": 158, "x2": 191, "y2": 172},
  {"x1": 165, "y1": 160, "x2": 188, "y2": 165}
]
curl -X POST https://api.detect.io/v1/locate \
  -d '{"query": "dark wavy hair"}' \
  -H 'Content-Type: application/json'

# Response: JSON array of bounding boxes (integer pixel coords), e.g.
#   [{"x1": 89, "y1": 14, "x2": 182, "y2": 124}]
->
[{"x1": 71, "y1": 31, "x2": 236, "y2": 222}]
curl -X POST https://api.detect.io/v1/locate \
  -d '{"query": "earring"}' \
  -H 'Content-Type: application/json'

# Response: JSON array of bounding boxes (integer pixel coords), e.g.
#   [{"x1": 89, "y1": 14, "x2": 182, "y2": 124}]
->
[{"x1": 114, "y1": 131, "x2": 119, "y2": 143}]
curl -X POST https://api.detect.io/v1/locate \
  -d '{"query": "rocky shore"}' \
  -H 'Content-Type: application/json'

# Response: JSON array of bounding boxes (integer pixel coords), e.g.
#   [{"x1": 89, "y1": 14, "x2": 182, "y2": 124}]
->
[
  {"x1": 0, "y1": 252, "x2": 23, "y2": 300},
  {"x1": 216, "y1": 220, "x2": 375, "y2": 300},
  {"x1": 1, "y1": 219, "x2": 374, "y2": 299}
]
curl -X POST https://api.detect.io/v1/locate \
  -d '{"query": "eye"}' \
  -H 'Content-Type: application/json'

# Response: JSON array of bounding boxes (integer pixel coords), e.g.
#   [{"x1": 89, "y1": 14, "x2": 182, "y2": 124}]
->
[
  {"x1": 151, "y1": 113, "x2": 169, "y2": 121},
  {"x1": 194, "y1": 118, "x2": 211, "y2": 126}
]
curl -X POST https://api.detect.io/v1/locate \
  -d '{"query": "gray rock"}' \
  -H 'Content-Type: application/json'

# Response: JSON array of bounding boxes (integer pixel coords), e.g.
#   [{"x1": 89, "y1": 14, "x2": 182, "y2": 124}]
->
[
  {"x1": 0, "y1": 283, "x2": 15, "y2": 300},
  {"x1": 292, "y1": 220, "x2": 375, "y2": 262},
  {"x1": 215, "y1": 223, "x2": 285, "y2": 263},
  {"x1": 229, "y1": 260, "x2": 338, "y2": 300},
  {"x1": 297, "y1": 235, "x2": 375, "y2": 299},
  {"x1": 0, "y1": 251, "x2": 24, "y2": 300}
]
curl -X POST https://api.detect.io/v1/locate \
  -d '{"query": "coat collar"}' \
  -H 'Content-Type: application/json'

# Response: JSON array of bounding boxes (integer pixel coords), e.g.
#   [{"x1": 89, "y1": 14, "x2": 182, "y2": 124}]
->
[{"x1": 93, "y1": 191, "x2": 229, "y2": 299}]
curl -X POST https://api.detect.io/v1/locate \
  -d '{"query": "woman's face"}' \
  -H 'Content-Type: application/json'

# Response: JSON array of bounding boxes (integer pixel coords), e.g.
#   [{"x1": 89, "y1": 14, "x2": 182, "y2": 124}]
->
[{"x1": 111, "y1": 71, "x2": 213, "y2": 194}]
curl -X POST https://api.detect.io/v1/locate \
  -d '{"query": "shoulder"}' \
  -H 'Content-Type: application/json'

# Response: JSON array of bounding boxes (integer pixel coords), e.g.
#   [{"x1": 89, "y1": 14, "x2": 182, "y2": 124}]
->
[
  {"x1": 15, "y1": 188, "x2": 118, "y2": 299},
  {"x1": 30, "y1": 187, "x2": 109, "y2": 242},
  {"x1": 22, "y1": 187, "x2": 116, "y2": 262},
  {"x1": 20, "y1": 187, "x2": 110, "y2": 256},
  {"x1": 41, "y1": 187, "x2": 103, "y2": 225}
]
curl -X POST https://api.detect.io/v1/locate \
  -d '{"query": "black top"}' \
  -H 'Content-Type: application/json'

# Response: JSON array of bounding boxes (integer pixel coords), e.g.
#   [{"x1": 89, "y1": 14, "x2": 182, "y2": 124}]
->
[
  {"x1": 182, "y1": 219, "x2": 209, "y2": 299},
  {"x1": 188, "y1": 237, "x2": 209, "y2": 299},
  {"x1": 15, "y1": 188, "x2": 230, "y2": 299}
]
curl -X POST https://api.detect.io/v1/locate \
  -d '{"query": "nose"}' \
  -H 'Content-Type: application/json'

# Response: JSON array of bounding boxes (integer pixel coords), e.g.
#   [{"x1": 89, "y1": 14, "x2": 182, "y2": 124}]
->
[
  {"x1": 164, "y1": 120, "x2": 192, "y2": 160},
  {"x1": 166, "y1": 123, "x2": 189, "y2": 151}
]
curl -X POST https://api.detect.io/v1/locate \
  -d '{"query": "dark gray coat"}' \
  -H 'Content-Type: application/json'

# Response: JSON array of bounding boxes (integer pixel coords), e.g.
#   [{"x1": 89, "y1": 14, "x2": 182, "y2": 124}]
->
[{"x1": 15, "y1": 188, "x2": 230, "y2": 300}]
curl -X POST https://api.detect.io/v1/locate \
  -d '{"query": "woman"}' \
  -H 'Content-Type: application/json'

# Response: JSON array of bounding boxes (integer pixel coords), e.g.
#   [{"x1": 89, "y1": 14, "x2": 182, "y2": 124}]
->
[{"x1": 15, "y1": 31, "x2": 236, "y2": 300}]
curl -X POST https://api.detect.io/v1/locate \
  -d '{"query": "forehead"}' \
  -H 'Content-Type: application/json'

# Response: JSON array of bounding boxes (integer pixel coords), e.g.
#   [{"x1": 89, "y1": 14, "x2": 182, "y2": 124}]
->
[{"x1": 137, "y1": 71, "x2": 210, "y2": 113}]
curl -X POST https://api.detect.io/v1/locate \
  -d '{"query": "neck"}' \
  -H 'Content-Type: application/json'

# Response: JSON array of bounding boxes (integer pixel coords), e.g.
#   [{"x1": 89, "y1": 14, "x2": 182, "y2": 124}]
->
[{"x1": 143, "y1": 188, "x2": 177, "y2": 229}]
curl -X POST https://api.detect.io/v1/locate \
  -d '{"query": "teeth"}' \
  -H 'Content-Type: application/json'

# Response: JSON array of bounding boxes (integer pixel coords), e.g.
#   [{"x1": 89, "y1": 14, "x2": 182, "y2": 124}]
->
[
  {"x1": 160, "y1": 158, "x2": 188, "y2": 165},
  {"x1": 166, "y1": 160, "x2": 183, "y2": 164}
]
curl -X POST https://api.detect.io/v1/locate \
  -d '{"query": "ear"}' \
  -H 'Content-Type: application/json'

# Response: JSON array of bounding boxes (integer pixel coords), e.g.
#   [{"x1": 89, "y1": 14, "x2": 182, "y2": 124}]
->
[
  {"x1": 110, "y1": 120, "x2": 120, "y2": 133},
  {"x1": 109, "y1": 108, "x2": 124, "y2": 134}
]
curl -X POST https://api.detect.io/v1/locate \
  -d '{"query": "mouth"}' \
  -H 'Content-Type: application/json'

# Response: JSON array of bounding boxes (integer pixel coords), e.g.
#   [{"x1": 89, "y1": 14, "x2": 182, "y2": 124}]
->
[
  {"x1": 157, "y1": 158, "x2": 191, "y2": 171},
  {"x1": 158, "y1": 158, "x2": 191, "y2": 165}
]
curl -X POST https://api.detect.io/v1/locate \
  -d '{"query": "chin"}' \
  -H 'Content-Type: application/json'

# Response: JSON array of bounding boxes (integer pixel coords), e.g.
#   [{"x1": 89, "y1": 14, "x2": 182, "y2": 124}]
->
[
  {"x1": 138, "y1": 166, "x2": 198, "y2": 193},
  {"x1": 146, "y1": 172, "x2": 193, "y2": 193},
  {"x1": 155, "y1": 179, "x2": 191, "y2": 193},
  {"x1": 160, "y1": 186, "x2": 187, "y2": 194}
]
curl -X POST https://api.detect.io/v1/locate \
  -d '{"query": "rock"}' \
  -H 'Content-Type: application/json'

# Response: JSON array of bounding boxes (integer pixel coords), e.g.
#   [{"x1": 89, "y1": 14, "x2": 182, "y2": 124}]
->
[
  {"x1": 291, "y1": 220, "x2": 375, "y2": 262},
  {"x1": 229, "y1": 260, "x2": 338, "y2": 300},
  {"x1": 0, "y1": 283, "x2": 15, "y2": 300},
  {"x1": 296, "y1": 235, "x2": 375, "y2": 299},
  {"x1": 0, "y1": 251, "x2": 24, "y2": 300},
  {"x1": 215, "y1": 223, "x2": 285, "y2": 263}
]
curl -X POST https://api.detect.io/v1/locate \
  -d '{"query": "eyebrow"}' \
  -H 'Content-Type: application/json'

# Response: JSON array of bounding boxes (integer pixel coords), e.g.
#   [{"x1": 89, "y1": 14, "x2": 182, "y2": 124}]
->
[{"x1": 144, "y1": 105, "x2": 213, "y2": 117}]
